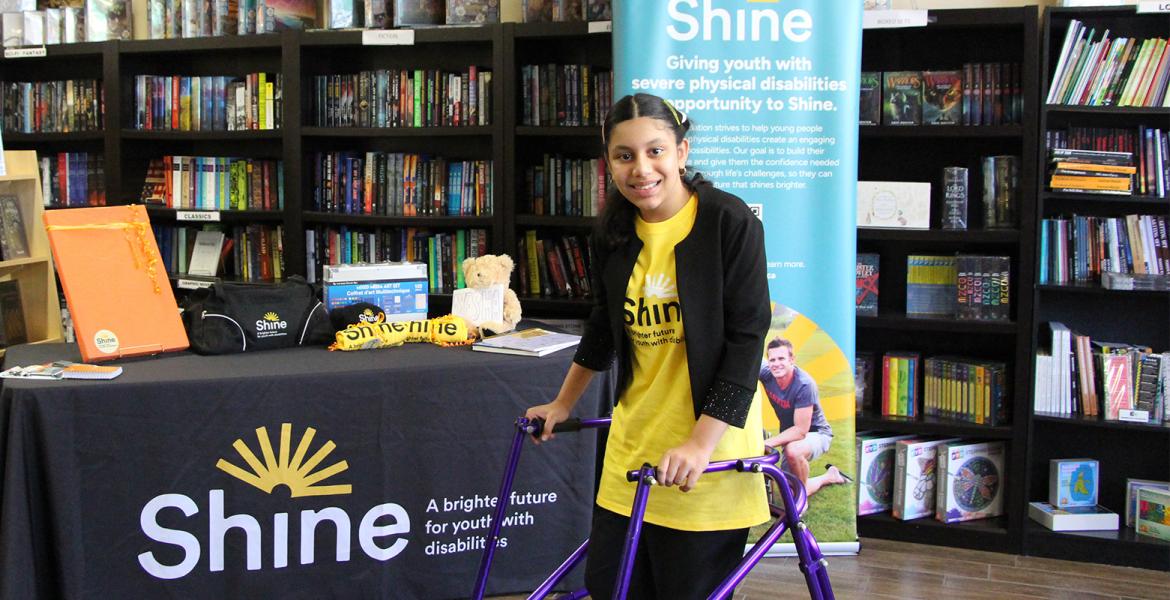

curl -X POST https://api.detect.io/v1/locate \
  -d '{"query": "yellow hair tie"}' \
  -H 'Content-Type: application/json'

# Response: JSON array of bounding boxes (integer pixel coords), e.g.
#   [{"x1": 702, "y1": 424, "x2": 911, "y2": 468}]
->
[{"x1": 663, "y1": 100, "x2": 684, "y2": 126}]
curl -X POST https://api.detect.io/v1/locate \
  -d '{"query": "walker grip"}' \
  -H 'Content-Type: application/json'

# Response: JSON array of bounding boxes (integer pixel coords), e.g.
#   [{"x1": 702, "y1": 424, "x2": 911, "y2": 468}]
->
[{"x1": 526, "y1": 417, "x2": 583, "y2": 437}]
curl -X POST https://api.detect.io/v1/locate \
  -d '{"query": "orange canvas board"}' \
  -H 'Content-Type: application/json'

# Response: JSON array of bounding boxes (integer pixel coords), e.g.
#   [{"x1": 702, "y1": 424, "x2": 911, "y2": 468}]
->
[{"x1": 43, "y1": 205, "x2": 188, "y2": 362}]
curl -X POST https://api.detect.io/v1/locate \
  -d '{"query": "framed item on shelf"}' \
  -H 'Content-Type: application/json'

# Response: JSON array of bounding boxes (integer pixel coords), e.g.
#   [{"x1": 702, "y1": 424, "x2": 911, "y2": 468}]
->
[{"x1": 0, "y1": 194, "x2": 30, "y2": 260}]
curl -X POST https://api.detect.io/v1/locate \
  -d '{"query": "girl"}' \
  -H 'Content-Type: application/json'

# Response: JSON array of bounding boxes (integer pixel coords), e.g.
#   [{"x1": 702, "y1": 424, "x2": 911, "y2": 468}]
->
[{"x1": 526, "y1": 93, "x2": 771, "y2": 599}]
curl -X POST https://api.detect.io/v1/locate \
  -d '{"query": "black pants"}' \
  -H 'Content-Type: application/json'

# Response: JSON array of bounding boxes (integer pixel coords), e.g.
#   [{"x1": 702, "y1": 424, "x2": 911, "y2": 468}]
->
[{"x1": 583, "y1": 506, "x2": 750, "y2": 600}]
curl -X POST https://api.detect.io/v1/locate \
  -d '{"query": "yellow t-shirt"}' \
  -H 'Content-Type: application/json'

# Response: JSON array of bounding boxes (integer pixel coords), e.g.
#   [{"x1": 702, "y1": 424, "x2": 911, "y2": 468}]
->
[{"x1": 595, "y1": 194, "x2": 769, "y2": 531}]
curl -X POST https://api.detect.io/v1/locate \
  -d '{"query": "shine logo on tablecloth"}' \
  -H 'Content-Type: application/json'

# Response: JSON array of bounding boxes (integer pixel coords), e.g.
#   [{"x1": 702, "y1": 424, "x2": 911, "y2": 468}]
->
[
  {"x1": 137, "y1": 423, "x2": 411, "y2": 580},
  {"x1": 216, "y1": 423, "x2": 352, "y2": 497}
]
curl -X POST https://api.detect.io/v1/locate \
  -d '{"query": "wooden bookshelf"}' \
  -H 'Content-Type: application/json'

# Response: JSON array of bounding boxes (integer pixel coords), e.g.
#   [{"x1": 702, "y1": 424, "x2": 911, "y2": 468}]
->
[
  {"x1": 1027, "y1": 5, "x2": 1170, "y2": 572},
  {"x1": 854, "y1": 7, "x2": 1039, "y2": 556},
  {"x1": 0, "y1": 151, "x2": 64, "y2": 356}
]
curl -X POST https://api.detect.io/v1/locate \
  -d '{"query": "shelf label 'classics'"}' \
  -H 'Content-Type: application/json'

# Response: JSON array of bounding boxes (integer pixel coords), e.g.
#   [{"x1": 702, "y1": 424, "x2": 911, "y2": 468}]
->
[{"x1": 177, "y1": 211, "x2": 221, "y2": 222}]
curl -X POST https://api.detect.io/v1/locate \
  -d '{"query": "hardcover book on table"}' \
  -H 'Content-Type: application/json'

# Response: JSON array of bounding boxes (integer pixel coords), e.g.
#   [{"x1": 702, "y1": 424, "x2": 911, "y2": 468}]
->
[
  {"x1": 43, "y1": 205, "x2": 189, "y2": 362},
  {"x1": 471, "y1": 327, "x2": 580, "y2": 357}
]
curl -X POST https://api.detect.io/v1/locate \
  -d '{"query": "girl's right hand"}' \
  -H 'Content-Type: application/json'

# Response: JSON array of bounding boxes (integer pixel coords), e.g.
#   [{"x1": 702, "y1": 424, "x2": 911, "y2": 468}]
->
[{"x1": 524, "y1": 400, "x2": 571, "y2": 444}]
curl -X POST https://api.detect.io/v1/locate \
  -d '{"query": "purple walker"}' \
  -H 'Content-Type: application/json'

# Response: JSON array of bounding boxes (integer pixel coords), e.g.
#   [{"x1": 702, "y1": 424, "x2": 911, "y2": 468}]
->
[{"x1": 471, "y1": 417, "x2": 835, "y2": 600}]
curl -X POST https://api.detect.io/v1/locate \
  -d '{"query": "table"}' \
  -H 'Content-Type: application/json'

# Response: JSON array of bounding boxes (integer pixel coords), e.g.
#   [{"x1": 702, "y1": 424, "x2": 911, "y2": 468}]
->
[{"x1": 0, "y1": 341, "x2": 612, "y2": 599}]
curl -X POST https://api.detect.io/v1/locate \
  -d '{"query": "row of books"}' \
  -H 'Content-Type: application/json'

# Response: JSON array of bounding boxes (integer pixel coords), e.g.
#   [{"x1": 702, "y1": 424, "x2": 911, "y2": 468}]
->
[
  {"x1": 905, "y1": 254, "x2": 1011, "y2": 321},
  {"x1": 523, "y1": 0, "x2": 611, "y2": 23},
  {"x1": 146, "y1": 0, "x2": 504, "y2": 37},
  {"x1": 517, "y1": 231, "x2": 592, "y2": 299},
  {"x1": 1046, "y1": 19, "x2": 1169, "y2": 108},
  {"x1": 39, "y1": 152, "x2": 107, "y2": 209},
  {"x1": 1046, "y1": 130, "x2": 1168, "y2": 198},
  {"x1": 153, "y1": 225, "x2": 229, "y2": 277},
  {"x1": 520, "y1": 64, "x2": 614, "y2": 128},
  {"x1": 140, "y1": 156, "x2": 285, "y2": 211},
  {"x1": 156, "y1": 223, "x2": 284, "y2": 282},
  {"x1": 305, "y1": 226, "x2": 489, "y2": 293},
  {"x1": 859, "y1": 65, "x2": 1023, "y2": 127},
  {"x1": 857, "y1": 434, "x2": 1005, "y2": 524},
  {"x1": 0, "y1": 2, "x2": 123, "y2": 48},
  {"x1": 326, "y1": 0, "x2": 507, "y2": 29},
  {"x1": 1035, "y1": 322, "x2": 1168, "y2": 424},
  {"x1": 133, "y1": 74, "x2": 282, "y2": 132},
  {"x1": 311, "y1": 68, "x2": 492, "y2": 129},
  {"x1": 309, "y1": 152, "x2": 493, "y2": 217},
  {"x1": 1, "y1": 80, "x2": 104, "y2": 134},
  {"x1": 525, "y1": 155, "x2": 606, "y2": 217},
  {"x1": 857, "y1": 352, "x2": 1009, "y2": 426},
  {"x1": 1039, "y1": 214, "x2": 1169, "y2": 285},
  {"x1": 147, "y1": 0, "x2": 315, "y2": 37}
]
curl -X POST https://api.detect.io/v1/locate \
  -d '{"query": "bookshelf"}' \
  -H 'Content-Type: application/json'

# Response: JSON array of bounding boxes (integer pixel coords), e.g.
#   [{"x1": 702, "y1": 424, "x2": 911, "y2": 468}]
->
[
  {"x1": 506, "y1": 20, "x2": 611, "y2": 318},
  {"x1": 0, "y1": 151, "x2": 65, "y2": 355},
  {"x1": 855, "y1": 7, "x2": 1039, "y2": 554},
  {"x1": 1, "y1": 28, "x2": 509, "y2": 296},
  {"x1": 1027, "y1": 6, "x2": 1170, "y2": 572}
]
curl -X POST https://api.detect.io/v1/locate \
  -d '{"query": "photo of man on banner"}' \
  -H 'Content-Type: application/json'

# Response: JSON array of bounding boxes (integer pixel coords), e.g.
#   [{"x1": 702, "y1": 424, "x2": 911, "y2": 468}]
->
[{"x1": 760, "y1": 337, "x2": 849, "y2": 497}]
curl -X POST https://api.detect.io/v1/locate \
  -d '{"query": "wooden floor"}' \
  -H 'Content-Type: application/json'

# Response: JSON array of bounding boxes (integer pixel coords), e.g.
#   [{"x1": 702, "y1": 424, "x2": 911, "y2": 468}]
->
[{"x1": 494, "y1": 537, "x2": 1170, "y2": 599}]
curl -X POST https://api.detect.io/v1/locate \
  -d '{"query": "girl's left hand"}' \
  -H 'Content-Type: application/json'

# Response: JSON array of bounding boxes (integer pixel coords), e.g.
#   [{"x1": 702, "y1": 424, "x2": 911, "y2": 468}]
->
[{"x1": 658, "y1": 441, "x2": 713, "y2": 493}]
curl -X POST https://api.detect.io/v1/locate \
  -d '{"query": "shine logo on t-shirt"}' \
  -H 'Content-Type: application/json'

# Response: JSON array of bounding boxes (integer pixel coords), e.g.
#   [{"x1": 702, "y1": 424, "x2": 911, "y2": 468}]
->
[{"x1": 624, "y1": 271, "x2": 682, "y2": 329}]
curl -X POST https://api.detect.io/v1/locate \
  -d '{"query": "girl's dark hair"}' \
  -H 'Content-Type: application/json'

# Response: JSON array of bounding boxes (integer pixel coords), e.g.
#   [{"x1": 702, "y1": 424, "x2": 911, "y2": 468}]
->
[{"x1": 597, "y1": 93, "x2": 706, "y2": 249}]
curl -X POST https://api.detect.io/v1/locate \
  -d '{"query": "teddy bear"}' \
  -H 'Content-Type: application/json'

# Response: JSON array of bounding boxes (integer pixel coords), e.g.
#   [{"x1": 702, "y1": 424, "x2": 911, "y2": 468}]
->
[{"x1": 460, "y1": 254, "x2": 522, "y2": 336}]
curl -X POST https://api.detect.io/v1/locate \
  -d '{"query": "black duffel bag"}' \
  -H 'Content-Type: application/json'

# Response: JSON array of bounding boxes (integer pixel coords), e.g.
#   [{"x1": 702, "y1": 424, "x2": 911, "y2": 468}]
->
[{"x1": 182, "y1": 276, "x2": 334, "y2": 354}]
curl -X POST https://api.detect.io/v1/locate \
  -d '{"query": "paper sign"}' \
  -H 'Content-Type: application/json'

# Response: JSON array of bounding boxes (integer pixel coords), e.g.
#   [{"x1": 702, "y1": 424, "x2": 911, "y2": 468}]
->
[
  {"x1": 176, "y1": 210, "x2": 220, "y2": 222},
  {"x1": 588, "y1": 21, "x2": 612, "y2": 34},
  {"x1": 362, "y1": 30, "x2": 414, "y2": 45},
  {"x1": 452, "y1": 284, "x2": 504, "y2": 327},
  {"x1": 863, "y1": 10, "x2": 928, "y2": 29}
]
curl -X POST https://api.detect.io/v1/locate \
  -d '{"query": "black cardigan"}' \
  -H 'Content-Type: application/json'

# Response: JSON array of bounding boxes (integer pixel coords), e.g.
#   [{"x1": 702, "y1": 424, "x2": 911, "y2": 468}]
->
[{"x1": 572, "y1": 178, "x2": 770, "y2": 428}]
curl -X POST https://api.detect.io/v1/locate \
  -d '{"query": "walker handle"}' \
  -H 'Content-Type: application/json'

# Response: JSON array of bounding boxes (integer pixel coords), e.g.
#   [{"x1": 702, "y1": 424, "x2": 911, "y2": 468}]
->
[{"x1": 525, "y1": 417, "x2": 583, "y2": 437}]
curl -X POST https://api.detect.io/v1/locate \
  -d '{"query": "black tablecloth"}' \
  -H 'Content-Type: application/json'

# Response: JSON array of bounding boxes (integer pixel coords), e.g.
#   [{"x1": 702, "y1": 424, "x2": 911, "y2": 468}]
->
[{"x1": 0, "y1": 341, "x2": 612, "y2": 599}]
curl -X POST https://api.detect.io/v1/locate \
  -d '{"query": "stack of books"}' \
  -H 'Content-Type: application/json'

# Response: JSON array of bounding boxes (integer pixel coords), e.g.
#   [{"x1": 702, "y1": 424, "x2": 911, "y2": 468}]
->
[{"x1": 1048, "y1": 148, "x2": 1135, "y2": 195}]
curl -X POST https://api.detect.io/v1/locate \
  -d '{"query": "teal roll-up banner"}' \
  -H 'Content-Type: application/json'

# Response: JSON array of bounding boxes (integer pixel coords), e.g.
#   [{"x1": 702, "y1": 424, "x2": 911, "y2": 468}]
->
[{"x1": 614, "y1": 0, "x2": 861, "y2": 547}]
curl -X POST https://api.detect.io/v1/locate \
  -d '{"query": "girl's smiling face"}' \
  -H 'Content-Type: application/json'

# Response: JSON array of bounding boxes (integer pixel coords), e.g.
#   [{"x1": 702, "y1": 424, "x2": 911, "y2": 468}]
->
[{"x1": 605, "y1": 116, "x2": 691, "y2": 223}]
